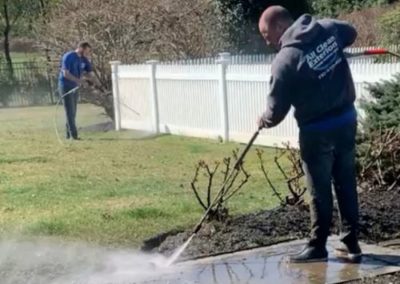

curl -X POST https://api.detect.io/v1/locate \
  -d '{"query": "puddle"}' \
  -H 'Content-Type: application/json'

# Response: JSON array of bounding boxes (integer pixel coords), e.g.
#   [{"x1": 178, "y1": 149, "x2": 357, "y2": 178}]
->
[
  {"x1": 137, "y1": 238, "x2": 400, "y2": 284},
  {"x1": 0, "y1": 237, "x2": 399, "y2": 284}
]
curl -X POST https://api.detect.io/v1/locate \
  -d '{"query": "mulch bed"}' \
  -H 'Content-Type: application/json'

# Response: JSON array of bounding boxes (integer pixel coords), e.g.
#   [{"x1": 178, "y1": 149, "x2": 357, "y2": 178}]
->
[{"x1": 143, "y1": 188, "x2": 400, "y2": 283}]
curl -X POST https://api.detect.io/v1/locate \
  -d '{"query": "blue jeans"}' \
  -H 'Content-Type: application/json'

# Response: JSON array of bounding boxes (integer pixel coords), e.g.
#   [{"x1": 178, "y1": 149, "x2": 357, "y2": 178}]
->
[
  {"x1": 300, "y1": 121, "x2": 359, "y2": 247},
  {"x1": 59, "y1": 85, "x2": 79, "y2": 139}
]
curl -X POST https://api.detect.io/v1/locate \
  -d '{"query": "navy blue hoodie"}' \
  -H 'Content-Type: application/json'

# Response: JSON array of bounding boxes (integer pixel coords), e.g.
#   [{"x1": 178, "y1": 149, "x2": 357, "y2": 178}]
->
[{"x1": 261, "y1": 15, "x2": 358, "y2": 128}]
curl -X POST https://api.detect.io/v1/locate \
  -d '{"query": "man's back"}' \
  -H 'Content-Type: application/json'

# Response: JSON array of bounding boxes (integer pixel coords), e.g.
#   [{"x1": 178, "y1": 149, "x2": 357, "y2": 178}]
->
[{"x1": 273, "y1": 14, "x2": 357, "y2": 127}]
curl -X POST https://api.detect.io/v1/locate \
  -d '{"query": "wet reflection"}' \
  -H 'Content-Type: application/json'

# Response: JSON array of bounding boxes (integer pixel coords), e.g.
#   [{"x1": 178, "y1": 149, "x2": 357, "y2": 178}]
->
[{"x1": 137, "y1": 241, "x2": 400, "y2": 284}]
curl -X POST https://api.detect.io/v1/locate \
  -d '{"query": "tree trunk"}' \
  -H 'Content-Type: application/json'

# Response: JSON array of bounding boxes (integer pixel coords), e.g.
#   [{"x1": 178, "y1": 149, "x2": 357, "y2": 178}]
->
[{"x1": 3, "y1": 1, "x2": 13, "y2": 77}]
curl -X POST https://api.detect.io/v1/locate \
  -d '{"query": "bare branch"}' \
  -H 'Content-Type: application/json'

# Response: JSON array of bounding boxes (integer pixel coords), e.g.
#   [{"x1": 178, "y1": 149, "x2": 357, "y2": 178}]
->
[
  {"x1": 256, "y1": 149, "x2": 285, "y2": 204},
  {"x1": 190, "y1": 162, "x2": 207, "y2": 211}
]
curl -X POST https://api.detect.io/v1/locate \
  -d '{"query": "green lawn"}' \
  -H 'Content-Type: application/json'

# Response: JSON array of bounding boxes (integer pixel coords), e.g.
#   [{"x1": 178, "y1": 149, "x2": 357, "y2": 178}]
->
[
  {"x1": 11, "y1": 52, "x2": 44, "y2": 63},
  {"x1": 0, "y1": 104, "x2": 289, "y2": 247}
]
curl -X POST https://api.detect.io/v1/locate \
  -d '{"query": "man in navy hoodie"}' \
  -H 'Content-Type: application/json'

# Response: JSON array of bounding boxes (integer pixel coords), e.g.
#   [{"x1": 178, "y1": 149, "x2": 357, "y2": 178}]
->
[
  {"x1": 258, "y1": 6, "x2": 361, "y2": 263},
  {"x1": 58, "y1": 42, "x2": 93, "y2": 140}
]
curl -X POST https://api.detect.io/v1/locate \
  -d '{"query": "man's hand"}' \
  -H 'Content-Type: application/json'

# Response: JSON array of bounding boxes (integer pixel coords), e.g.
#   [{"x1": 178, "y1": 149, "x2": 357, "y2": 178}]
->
[
  {"x1": 78, "y1": 79, "x2": 89, "y2": 88},
  {"x1": 258, "y1": 116, "x2": 267, "y2": 129}
]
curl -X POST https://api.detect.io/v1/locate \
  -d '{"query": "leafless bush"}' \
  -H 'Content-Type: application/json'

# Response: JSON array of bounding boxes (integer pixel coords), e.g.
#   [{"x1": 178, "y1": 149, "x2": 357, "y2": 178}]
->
[
  {"x1": 357, "y1": 128, "x2": 400, "y2": 191},
  {"x1": 36, "y1": 0, "x2": 232, "y2": 118},
  {"x1": 338, "y1": 3, "x2": 400, "y2": 46},
  {"x1": 190, "y1": 149, "x2": 250, "y2": 221},
  {"x1": 257, "y1": 143, "x2": 306, "y2": 206}
]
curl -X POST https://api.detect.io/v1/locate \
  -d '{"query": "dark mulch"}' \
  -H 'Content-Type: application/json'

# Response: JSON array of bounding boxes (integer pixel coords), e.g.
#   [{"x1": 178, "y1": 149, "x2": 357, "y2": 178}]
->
[
  {"x1": 144, "y1": 188, "x2": 400, "y2": 258},
  {"x1": 143, "y1": 188, "x2": 400, "y2": 283}
]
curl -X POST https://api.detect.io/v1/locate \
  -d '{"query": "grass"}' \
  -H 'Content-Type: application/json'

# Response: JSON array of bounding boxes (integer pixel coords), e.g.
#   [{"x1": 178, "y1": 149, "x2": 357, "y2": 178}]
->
[
  {"x1": 10, "y1": 52, "x2": 44, "y2": 63},
  {"x1": 0, "y1": 104, "x2": 290, "y2": 248}
]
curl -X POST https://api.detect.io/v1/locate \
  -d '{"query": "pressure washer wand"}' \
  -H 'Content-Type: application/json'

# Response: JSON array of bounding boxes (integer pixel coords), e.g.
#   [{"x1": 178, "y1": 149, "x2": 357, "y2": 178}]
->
[
  {"x1": 192, "y1": 126, "x2": 263, "y2": 235},
  {"x1": 345, "y1": 48, "x2": 400, "y2": 59}
]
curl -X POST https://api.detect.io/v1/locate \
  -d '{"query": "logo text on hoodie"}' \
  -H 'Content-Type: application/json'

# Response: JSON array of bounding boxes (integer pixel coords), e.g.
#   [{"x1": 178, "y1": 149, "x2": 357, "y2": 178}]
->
[{"x1": 305, "y1": 35, "x2": 342, "y2": 80}]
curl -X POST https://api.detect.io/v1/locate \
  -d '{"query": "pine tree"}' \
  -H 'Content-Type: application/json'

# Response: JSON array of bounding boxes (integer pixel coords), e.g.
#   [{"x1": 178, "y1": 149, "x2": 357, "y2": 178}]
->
[{"x1": 362, "y1": 74, "x2": 400, "y2": 133}]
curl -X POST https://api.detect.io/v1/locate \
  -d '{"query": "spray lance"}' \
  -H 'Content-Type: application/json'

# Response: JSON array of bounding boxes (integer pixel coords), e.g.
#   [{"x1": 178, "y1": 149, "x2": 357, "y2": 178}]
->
[
  {"x1": 165, "y1": 126, "x2": 263, "y2": 267},
  {"x1": 191, "y1": 127, "x2": 262, "y2": 235},
  {"x1": 54, "y1": 80, "x2": 106, "y2": 144}
]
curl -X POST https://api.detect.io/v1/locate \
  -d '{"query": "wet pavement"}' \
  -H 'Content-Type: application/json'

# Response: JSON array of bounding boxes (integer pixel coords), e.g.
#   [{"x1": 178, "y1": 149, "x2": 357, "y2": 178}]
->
[
  {"x1": 0, "y1": 237, "x2": 399, "y2": 284},
  {"x1": 137, "y1": 237, "x2": 400, "y2": 284}
]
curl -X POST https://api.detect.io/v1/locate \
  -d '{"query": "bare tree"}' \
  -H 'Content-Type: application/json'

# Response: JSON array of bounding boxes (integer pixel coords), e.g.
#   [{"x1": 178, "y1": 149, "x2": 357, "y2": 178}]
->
[
  {"x1": 358, "y1": 128, "x2": 400, "y2": 191},
  {"x1": 35, "y1": 0, "x2": 233, "y2": 118}
]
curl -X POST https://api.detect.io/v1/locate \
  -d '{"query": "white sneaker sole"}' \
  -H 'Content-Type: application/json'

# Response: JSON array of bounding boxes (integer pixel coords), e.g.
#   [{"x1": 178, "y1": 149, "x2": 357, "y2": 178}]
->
[{"x1": 334, "y1": 249, "x2": 362, "y2": 263}]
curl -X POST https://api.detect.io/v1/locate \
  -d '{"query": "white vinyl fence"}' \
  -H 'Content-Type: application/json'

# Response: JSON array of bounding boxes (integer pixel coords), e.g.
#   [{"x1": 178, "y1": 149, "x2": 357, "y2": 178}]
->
[{"x1": 110, "y1": 51, "x2": 400, "y2": 148}]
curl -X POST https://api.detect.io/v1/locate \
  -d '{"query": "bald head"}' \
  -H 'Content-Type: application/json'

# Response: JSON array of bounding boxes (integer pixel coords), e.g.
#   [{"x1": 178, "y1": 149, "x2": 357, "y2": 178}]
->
[{"x1": 259, "y1": 6, "x2": 294, "y2": 50}]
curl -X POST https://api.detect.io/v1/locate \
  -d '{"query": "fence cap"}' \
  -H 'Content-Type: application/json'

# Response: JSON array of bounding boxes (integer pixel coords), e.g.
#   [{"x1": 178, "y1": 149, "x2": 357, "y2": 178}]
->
[
  {"x1": 217, "y1": 52, "x2": 231, "y2": 64},
  {"x1": 109, "y1": 61, "x2": 121, "y2": 65},
  {"x1": 146, "y1": 60, "x2": 159, "y2": 64}
]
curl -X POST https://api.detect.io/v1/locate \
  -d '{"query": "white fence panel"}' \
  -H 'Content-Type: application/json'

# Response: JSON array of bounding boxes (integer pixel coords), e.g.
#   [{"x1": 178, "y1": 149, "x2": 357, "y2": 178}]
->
[
  {"x1": 112, "y1": 53, "x2": 400, "y2": 148},
  {"x1": 156, "y1": 65, "x2": 220, "y2": 139},
  {"x1": 118, "y1": 64, "x2": 152, "y2": 131},
  {"x1": 226, "y1": 64, "x2": 298, "y2": 146}
]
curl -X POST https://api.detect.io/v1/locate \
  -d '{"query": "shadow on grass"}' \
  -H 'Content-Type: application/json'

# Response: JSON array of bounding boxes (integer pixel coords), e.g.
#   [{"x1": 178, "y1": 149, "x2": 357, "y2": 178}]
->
[
  {"x1": 0, "y1": 156, "x2": 49, "y2": 164},
  {"x1": 27, "y1": 220, "x2": 68, "y2": 236},
  {"x1": 85, "y1": 133, "x2": 168, "y2": 142},
  {"x1": 119, "y1": 207, "x2": 172, "y2": 219}
]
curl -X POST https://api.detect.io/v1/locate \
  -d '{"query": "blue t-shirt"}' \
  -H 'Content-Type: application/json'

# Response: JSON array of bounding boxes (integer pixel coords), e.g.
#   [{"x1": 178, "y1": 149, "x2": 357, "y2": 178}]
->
[{"x1": 58, "y1": 51, "x2": 92, "y2": 88}]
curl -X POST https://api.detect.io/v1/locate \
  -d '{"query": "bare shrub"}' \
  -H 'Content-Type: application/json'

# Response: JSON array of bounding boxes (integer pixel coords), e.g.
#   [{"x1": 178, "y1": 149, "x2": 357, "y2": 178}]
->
[
  {"x1": 357, "y1": 128, "x2": 400, "y2": 191},
  {"x1": 257, "y1": 144, "x2": 306, "y2": 207},
  {"x1": 189, "y1": 150, "x2": 250, "y2": 221}
]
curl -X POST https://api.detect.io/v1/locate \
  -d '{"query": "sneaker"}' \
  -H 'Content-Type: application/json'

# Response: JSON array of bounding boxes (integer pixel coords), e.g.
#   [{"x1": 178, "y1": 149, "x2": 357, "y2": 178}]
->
[
  {"x1": 288, "y1": 245, "x2": 328, "y2": 263},
  {"x1": 334, "y1": 241, "x2": 362, "y2": 263}
]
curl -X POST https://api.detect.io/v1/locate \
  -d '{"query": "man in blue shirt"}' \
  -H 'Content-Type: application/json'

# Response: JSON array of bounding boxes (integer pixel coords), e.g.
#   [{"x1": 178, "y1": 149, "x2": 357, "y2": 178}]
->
[{"x1": 58, "y1": 42, "x2": 93, "y2": 140}]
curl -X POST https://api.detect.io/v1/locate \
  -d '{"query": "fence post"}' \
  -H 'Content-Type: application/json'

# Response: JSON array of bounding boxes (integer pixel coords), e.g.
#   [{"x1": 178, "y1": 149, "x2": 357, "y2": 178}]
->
[
  {"x1": 110, "y1": 61, "x2": 122, "y2": 131},
  {"x1": 217, "y1": 52, "x2": 231, "y2": 142},
  {"x1": 147, "y1": 60, "x2": 160, "y2": 134}
]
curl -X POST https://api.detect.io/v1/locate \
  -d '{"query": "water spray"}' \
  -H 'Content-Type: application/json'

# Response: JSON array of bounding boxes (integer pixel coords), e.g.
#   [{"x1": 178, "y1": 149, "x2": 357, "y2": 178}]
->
[
  {"x1": 54, "y1": 81, "x2": 143, "y2": 144},
  {"x1": 165, "y1": 126, "x2": 262, "y2": 266}
]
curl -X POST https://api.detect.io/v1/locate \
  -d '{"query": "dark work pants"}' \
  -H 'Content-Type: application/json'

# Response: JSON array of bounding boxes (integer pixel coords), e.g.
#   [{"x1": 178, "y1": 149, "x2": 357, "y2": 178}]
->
[
  {"x1": 299, "y1": 122, "x2": 359, "y2": 248},
  {"x1": 59, "y1": 85, "x2": 79, "y2": 139}
]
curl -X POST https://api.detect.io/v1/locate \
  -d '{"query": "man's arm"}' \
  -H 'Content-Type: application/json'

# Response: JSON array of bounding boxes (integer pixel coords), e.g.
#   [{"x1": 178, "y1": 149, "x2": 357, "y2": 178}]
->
[
  {"x1": 62, "y1": 70, "x2": 81, "y2": 85},
  {"x1": 82, "y1": 58, "x2": 98, "y2": 85},
  {"x1": 260, "y1": 60, "x2": 292, "y2": 128},
  {"x1": 319, "y1": 19, "x2": 358, "y2": 48}
]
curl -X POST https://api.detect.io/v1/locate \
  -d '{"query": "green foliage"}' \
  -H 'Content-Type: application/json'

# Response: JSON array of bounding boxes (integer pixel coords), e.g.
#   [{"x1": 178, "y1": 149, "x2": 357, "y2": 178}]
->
[
  {"x1": 0, "y1": 0, "x2": 58, "y2": 38},
  {"x1": 379, "y1": 6, "x2": 400, "y2": 45},
  {"x1": 216, "y1": 0, "x2": 310, "y2": 53},
  {"x1": 361, "y1": 74, "x2": 400, "y2": 133},
  {"x1": 309, "y1": 0, "x2": 391, "y2": 17}
]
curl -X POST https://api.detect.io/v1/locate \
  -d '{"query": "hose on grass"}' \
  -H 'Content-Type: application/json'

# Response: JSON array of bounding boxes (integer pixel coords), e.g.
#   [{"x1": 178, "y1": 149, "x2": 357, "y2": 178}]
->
[{"x1": 54, "y1": 86, "x2": 80, "y2": 145}]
